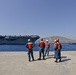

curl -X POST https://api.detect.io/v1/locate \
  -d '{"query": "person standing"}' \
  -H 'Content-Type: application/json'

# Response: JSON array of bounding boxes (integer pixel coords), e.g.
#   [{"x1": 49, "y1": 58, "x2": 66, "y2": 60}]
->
[
  {"x1": 55, "y1": 38, "x2": 62, "y2": 63},
  {"x1": 53, "y1": 40, "x2": 58, "y2": 58},
  {"x1": 45, "y1": 40, "x2": 50, "y2": 56},
  {"x1": 26, "y1": 39, "x2": 34, "y2": 62},
  {"x1": 38, "y1": 38, "x2": 45, "y2": 60}
]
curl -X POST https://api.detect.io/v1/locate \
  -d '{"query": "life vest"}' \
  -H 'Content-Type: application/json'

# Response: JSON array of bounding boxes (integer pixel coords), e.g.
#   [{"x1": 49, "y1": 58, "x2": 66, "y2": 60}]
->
[
  {"x1": 46, "y1": 43, "x2": 49, "y2": 48},
  {"x1": 57, "y1": 43, "x2": 62, "y2": 49},
  {"x1": 40, "y1": 41, "x2": 45, "y2": 47},
  {"x1": 27, "y1": 42, "x2": 33, "y2": 49}
]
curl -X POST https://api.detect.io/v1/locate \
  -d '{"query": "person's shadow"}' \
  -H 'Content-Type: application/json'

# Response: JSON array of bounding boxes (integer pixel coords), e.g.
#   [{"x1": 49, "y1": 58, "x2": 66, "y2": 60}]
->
[
  {"x1": 45, "y1": 55, "x2": 71, "y2": 62},
  {"x1": 61, "y1": 58, "x2": 71, "y2": 62},
  {"x1": 61, "y1": 56, "x2": 71, "y2": 62}
]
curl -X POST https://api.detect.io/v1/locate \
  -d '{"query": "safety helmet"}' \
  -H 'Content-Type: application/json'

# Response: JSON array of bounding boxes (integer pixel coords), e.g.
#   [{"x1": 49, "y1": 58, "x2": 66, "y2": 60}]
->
[
  {"x1": 56, "y1": 38, "x2": 59, "y2": 42},
  {"x1": 40, "y1": 38, "x2": 43, "y2": 41},
  {"x1": 46, "y1": 40, "x2": 48, "y2": 41},
  {"x1": 54, "y1": 40, "x2": 57, "y2": 42},
  {"x1": 28, "y1": 39, "x2": 31, "y2": 42}
]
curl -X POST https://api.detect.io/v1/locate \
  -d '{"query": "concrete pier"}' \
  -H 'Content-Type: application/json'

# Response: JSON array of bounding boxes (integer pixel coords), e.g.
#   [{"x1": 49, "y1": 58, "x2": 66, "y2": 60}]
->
[{"x1": 0, "y1": 51, "x2": 76, "y2": 75}]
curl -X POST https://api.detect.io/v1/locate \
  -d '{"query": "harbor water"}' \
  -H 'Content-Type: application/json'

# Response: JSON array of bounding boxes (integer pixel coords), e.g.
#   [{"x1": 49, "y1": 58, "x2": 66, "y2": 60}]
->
[{"x1": 0, "y1": 43, "x2": 76, "y2": 51}]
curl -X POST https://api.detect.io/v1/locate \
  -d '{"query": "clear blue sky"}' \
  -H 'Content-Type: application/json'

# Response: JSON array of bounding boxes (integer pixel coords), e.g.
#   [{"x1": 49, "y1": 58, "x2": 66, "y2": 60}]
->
[{"x1": 0, "y1": 0, "x2": 76, "y2": 39}]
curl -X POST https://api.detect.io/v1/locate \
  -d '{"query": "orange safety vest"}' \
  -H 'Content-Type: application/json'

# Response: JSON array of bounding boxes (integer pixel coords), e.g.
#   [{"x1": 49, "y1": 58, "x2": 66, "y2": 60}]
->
[
  {"x1": 40, "y1": 41, "x2": 45, "y2": 47},
  {"x1": 46, "y1": 43, "x2": 49, "y2": 48},
  {"x1": 28, "y1": 42, "x2": 33, "y2": 50},
  {"x1": 58, "y1": 43, "x2": 62, "y2": 49}
]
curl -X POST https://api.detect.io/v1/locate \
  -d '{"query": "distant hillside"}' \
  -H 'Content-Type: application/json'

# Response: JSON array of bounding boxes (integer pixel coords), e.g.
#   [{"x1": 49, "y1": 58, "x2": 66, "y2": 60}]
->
[{"x1": 35, "y1": 36, "x2": 76, "y2": 43}]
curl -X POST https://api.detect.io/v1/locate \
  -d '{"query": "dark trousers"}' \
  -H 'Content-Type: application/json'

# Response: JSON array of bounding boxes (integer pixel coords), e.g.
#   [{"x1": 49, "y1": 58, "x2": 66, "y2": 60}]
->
[
  {"x1": 39, "y1": 47, "x2": 45, "y2": 59},
  {"x1": 54, "y1": 50, "x2": 56, "y2": 58},
  {"x1": 28, "y1": 49, "x2": 34, "y2": 61},
  {"x1": 56, "y1": 50, "x2": 61, "y2": 61}
]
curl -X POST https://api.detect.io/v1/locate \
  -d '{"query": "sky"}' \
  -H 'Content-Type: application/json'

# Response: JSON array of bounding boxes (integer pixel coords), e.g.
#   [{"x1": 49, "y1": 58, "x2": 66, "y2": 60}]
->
[{"x1": 0, "y1": 0, "x2": 76, "y2": 39}]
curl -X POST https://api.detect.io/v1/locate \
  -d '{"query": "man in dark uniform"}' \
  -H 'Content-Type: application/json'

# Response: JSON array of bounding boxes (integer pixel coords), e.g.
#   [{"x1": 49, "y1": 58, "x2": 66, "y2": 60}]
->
[
  {"x1": 26, "y1": 39, "x2": 34, "y2": 62},
  {"x1": 55, "y1": 38, "x2": 62, "y2": 63},
  {"x1": 38, "y1": 38, "x2": 45, "y2": 60}
]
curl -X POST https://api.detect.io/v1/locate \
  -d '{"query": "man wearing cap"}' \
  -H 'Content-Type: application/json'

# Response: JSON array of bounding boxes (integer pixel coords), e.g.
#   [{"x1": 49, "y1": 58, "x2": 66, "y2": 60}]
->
[
  {"x1": 38, "y1": 38, "x2": 45, "y2": 60},
  {"x1": 55, "y1": 38, "x2": 62, "y2": 63}
]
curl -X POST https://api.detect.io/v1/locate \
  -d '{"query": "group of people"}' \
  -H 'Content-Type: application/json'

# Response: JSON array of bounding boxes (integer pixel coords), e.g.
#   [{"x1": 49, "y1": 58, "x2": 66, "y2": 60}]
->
[{"x1": 26, "y1": 38, "x2": 62, "y2": 63}]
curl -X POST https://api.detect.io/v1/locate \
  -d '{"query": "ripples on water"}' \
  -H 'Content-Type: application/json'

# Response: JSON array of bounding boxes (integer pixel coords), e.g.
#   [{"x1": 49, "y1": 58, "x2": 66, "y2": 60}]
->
[{"x1": 0, "y1": 43, "x2": 76, "y2": 51}]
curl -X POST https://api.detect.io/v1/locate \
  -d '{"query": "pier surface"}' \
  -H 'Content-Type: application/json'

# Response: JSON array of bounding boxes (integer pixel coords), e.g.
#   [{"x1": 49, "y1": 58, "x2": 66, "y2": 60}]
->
[{"x1": 0, "y1": 51, "x2": 76, "y2": 75}]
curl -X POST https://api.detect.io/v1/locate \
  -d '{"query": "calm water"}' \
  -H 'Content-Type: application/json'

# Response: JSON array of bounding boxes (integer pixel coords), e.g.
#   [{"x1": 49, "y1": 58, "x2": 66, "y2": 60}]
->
[{"x1": 0, "y1": 43, "x2": 76, "y2": 52}]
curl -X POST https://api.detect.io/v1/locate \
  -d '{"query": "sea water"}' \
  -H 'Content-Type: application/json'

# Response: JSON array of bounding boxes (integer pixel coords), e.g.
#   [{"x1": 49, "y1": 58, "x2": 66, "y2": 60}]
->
[{"x1": 0, "y1": 43, "x2": 76, "y2": 52}]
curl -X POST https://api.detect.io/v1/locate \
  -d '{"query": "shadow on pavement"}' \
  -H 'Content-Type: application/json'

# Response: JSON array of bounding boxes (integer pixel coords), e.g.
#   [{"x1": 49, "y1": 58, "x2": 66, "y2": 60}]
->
[{"x1": 61, "y1": 58, "x2": 71, "y2": 62}]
